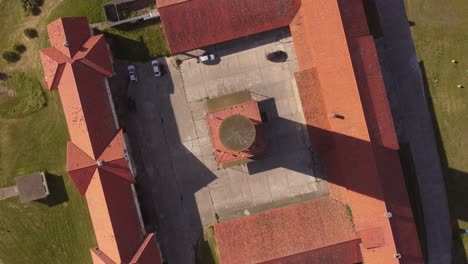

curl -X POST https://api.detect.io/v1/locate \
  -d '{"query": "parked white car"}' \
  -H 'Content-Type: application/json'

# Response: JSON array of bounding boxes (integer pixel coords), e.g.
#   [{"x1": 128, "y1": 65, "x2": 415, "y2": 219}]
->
[
  {"x1": 198, "y1": 54, "x2": 216, "y2": 63},
  {"x1": 151, "y1": 60, "x2": 161, "y2": 77},
  {"x1": 128, "y1": 65, "x2": 138, "y2": 82}
]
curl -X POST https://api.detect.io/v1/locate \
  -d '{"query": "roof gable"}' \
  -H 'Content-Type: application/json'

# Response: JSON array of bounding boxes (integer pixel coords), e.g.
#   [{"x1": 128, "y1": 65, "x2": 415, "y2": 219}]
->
[
  {"x1": 74, "y1": 35, "x2": 114, "y2": 76},
  {"x1": 66, "y1": 130, "x2": 135, "y2": 194},
  {"x1": 48, "y1": 17, "x2": 91, "y2": 58},
  {"x1": 39, "y1": 48, "x2": 69, "y2": 90}
]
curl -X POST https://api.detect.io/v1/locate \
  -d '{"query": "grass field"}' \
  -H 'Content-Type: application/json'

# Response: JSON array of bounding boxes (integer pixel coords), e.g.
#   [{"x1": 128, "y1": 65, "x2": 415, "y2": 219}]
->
[
  {"x1": 103, "y1": 21, "x2": 170, "y2": 61},
  {"x1": 46, "y1": 0, "x2": 112, "y2": 24},
  {"x1": 0, "y1": 72, "x2": 46, "y2": 118},
  {"x1": 0, "y1": 90, "x2": 96, "y2": 264},
  {"x1": 0, "y1": 0, "x2": 113, "y2": 263},
  {"x1": 404, "y1": 0, "x2": 468, "y2": 262}
]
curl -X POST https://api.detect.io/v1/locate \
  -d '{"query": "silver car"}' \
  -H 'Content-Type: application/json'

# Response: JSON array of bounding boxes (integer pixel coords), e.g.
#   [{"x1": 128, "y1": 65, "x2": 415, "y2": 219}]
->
[
  {"x1": 152, "y1": 60, "x2": 161, "y2": 77},
  {"x1": 128, "y1": 65, "x2": 137, "y2": 82}
]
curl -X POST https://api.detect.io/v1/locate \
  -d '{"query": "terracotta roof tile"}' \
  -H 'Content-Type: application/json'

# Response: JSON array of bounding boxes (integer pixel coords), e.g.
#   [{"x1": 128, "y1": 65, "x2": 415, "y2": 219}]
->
[
  {"x1": 47, "y1": 17, "x2": 91, "y2": 58},
  {"x1": 290, "y1": 0, "x2": 422, "y2": 262},
  {"x1": 129, "y1": 233, "x2": 163, "y2": 264},
  {"x1": 67, "y1": 166, "x2": 97, "y2": 196},
  {"x1": 67, "y1": 141, "x2": 96, "y2": 171},
  {"x1": 39, "y1": 48, "x2": 69, "y2": 90},
  {"x1": 41, "y1": 17, "x2": 161, "y2": 264},
  {"x1": 215, "y1": 197, "x2": 359, "y2": 264},
  {"x1": 260, "y1": 239, "x2": 363, "y2": 264},
  {"x1": 98, "y1": 130, "x2": 126, "y2": 162},
  {"x1": 90, "y1": 248, "x2": 117, "y2": 264},
  {"x1": 158, "y1": 0, "x2": 301, "y2": 53},
  {"x1": 74, "y1": 35, "x2": 114, "y2": 76},
  {"x1": 98, "y1": 168, "x2": 144, "y2": 263},
  {"x1": 86, "y1": 169, "x2": 122, "y2": 263}
]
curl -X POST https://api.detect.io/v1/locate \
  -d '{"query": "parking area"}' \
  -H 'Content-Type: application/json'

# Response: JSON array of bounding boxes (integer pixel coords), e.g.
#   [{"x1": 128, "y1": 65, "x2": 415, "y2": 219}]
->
[{"x1": 123, "y1": 29, "x2": 328, "y2": 263}]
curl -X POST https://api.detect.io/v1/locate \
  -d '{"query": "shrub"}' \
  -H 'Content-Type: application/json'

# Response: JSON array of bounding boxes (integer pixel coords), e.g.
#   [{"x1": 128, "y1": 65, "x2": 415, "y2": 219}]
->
[
  {"x1": 2, "y1": 51, "x2": 20, "y2": 63},
  {"x1": 24, "y1": 28, "x2": 38, "y2": 39},
  {"x1": 0, "y1": 72, "x2": 8, "y2": 81},
  {"x1": 21, "y1": 0, "x2": 43, "y2": 15},
  {"x1": 13, "y1": 43, "x2": 27, "y2": 54}
]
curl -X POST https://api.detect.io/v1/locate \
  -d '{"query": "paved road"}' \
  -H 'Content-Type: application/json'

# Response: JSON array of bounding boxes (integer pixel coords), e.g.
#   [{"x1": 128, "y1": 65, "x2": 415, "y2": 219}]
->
[{"x1": 374, "y1": 1, "x2": 452, "y2": 263}]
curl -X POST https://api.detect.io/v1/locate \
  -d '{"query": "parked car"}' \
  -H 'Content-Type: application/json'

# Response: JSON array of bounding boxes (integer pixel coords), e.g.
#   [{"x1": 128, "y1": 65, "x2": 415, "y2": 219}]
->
[
  {"x1": 198, "y1": 54, "x2": 216, "y2": 63},
  {"x1": 151, "y1": 60, "x2": 162, "y2": 77},
  {"x1": 128, "y1": 65, "x2": 138, "y2": 82}
]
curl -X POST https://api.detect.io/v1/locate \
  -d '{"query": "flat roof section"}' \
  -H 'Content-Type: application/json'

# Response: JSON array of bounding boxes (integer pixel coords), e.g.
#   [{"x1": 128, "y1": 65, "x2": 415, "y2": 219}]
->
[{"x1": 15, "y1": 172, "x2": 49, "y2": 203}]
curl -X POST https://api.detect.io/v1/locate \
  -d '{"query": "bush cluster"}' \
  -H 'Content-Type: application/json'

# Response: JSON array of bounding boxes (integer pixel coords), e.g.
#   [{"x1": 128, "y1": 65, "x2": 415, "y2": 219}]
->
[
  {"x1": 14, "y1": 43, "x2": 27, "y2": 54},
  {"x1": 24, "y1": 28, "x2": 38, "y2": 39},
  {"x1": 2, "y1": 51, "x2": 20, "y2": 63},
  {"x1": 21, "y1": 0, "x2": 43, "y2": 16}
]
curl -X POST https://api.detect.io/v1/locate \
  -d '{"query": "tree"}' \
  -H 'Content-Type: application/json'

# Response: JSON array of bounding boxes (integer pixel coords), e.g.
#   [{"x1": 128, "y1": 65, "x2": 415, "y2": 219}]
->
[
  {"x1": 2, "y1": 51, "x2": 20, "y2": 63},
  {"x1": 24, "y1": 28, "x2": 38, "y2": 39},
  {"x1": 21, "y1": 0, "x2": 43, "y2": 16},
  {"x1": 13, "y1": 43, "x2": 27, "y2": 54}
]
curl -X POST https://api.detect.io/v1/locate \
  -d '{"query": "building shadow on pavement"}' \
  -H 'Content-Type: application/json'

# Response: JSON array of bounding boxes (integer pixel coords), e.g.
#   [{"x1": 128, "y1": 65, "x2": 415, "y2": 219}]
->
[
  {"x1": 116, "y1": 58, "x2": 218, "y2": 263},
  {"x1": 118, "y1": 61, "x2": 426, "y2": 263},
  {"x1": 419, "y1": 61, "x2": 468, "y2": 264}
]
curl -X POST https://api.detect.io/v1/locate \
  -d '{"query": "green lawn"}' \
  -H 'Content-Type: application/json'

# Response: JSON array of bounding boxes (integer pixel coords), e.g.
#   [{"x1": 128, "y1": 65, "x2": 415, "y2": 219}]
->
[
  {"x1": 404, "y1": 0, "x2": 468, "y2": 262},
  {"x1": 0, "y1": 86, "x2": 96, "y2": 264},
  {"x1": 0, "y1": 0, "x2": 107, "y2": 263},
  {"x1": 46, "y1": 0, "x2": 113, "y2": 24},
  {"x1": 0, "y1": 0, "x2": 23, "y2": 54},
  {"x1": 103, "y1": 21, "x2": 170, "y2": 61}
]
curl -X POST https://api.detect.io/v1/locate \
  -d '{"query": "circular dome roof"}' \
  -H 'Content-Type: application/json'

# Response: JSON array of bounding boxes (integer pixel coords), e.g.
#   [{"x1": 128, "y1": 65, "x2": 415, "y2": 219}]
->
[{"x1": 219, "y1": 114, "x2": 256, "y2": 152}]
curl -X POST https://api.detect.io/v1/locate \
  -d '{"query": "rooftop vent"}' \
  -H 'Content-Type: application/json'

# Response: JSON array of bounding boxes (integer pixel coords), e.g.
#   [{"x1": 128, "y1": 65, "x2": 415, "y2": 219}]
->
[
  {"x1": 97, "y1": 160, "x2": 104, "y2": 168},
  {"x1": 63, "y1": 41, "x2": 70, "y2": 47}
]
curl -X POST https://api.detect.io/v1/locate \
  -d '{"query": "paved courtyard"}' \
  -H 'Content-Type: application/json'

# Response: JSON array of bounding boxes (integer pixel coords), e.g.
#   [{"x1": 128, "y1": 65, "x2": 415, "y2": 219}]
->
[{"x1": 125, "y1": 29, "x2": 327, "y2": 263}]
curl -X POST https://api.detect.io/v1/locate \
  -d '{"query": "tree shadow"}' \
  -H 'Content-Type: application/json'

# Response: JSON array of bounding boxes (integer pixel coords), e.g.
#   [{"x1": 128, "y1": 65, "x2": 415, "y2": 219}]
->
[
  {"x1": 419, "y1": 61, "x2": 468, "y2": 264},
  {"x1": 36, "y1": 173, "x2": 69, "y2": 207}
]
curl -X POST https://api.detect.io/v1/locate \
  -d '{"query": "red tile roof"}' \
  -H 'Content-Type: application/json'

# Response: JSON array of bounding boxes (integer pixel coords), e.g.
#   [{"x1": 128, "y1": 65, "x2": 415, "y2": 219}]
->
[
  {"x1": 157, "y1": 0, "x2": 301, "y2": 53},
  {"x1": 47, "y1": 17, "x2": 92, "y2": 58},
  {"x1": 40, "y1": 17, "x2": 162, "y2": 264},
  {"x1": 260, "y1": 240, "x2": 363, "y2": 264},
  {"x1": 129, "y1": 233, "x2": 163, "y2": 264},
  {"x1": 66, "y1": 131, "x2": 135, "y2": 195},
  {"x1": 214, "y1": 197, "x2": 360, "y2": 264},
  {"x1": 290, "y1": 0, "x2": 423, "y2": 263}
]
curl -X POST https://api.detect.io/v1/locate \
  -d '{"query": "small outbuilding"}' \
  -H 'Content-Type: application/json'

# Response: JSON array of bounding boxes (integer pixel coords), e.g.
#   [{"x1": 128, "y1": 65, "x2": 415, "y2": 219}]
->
[
  {"x1": 15, "y1": 172, "x2": 49, "y2": 203},
  {"x1": 206, "y1": 91, "x2": 267, "y2": 167}
]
